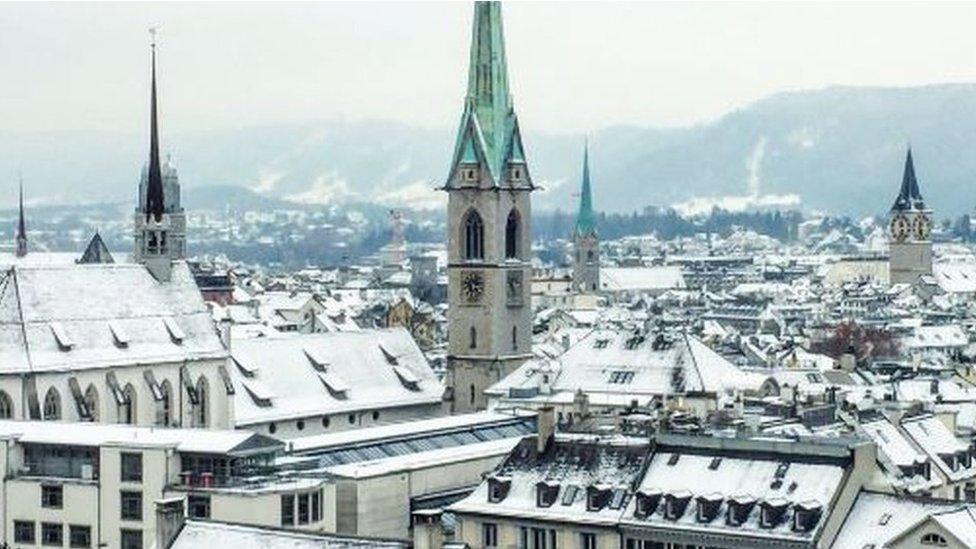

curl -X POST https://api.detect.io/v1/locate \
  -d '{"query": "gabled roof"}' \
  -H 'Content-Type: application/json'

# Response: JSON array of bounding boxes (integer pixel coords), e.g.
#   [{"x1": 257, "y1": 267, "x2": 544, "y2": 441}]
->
[
  {"x1": 0, "y1": 262, "x2": 225, "y2": 374},
  {"x1": 78, "y1": 232, "x2": 114, "y2": 264}
]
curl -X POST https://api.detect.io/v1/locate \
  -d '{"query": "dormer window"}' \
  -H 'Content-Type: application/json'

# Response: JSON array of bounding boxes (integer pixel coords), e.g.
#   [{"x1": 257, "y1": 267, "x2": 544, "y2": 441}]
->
[
  {"x1": 634, "y1": 490, "x2": 661, "y2": 518},
  {"x1": 487, "y1": 476, "x2": 512, "y2": 503},
  {"x1": 536, "y1": 481, "x2": 559, "y2": 508},
  {"x1": 509, "y1": 166, "x2": 522, "y2": 182},
  {"x1": 460, "y1": 166, "x2": 479, "y2": 185}
]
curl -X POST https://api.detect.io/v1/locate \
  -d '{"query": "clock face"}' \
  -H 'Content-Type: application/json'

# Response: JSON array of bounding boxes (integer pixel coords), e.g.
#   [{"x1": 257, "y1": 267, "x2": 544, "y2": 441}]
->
[
  {"x1": 913, "y1": 214, "x2": 932, "y2": 240},
  {"x1": 890, "y1": 214, "x2": 910, "y2": 242},
  {"x1": 461, "y1": 271, "x2": 484, "y2": 303}
]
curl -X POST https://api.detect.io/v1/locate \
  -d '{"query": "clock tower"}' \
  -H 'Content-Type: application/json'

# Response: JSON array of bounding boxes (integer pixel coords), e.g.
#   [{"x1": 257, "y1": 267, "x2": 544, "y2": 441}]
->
[
  {"x1": 888, "y1": 147, "x2": 933, "y2": 285},
  {"x1": 443, "y1": 1, "x2": 534, "y2": 412}
]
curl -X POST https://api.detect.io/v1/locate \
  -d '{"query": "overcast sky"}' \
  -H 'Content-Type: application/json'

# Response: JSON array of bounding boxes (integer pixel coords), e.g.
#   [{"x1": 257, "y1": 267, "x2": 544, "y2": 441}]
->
[{"x1": 2, "y1": 2, "x2": 976, "y2": 135}]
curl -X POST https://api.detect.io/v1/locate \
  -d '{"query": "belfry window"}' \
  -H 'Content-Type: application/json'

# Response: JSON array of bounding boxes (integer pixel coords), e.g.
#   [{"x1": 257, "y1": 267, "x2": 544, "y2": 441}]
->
[
  {"x1": 505, "y1": 209, "x2": 520, "y2": 259},
  {"x1": 463, "y1": 210, "x2": 484, "y2": 260},
  {"x1": 469, "y1": 327, "x2": 478, "y2": 349}
]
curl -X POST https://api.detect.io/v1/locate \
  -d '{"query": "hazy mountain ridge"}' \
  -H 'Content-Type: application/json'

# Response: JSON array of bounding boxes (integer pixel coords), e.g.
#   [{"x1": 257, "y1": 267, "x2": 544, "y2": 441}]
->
[{"x1": 4, "y1": 83, "x2": 976, "y2": 215}]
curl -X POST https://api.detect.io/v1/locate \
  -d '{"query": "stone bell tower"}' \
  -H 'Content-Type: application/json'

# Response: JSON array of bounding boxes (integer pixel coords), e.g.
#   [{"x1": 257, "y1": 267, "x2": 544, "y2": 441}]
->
[
  {"x1": 443, "y1": 2, "x2": 534, "y2": 412},
  {"x1": 888, "y1": 148, "x2": 933, "y2": 285},
  {"x1": 133, "y1": 31, "x2": 186, "y2": 282}
]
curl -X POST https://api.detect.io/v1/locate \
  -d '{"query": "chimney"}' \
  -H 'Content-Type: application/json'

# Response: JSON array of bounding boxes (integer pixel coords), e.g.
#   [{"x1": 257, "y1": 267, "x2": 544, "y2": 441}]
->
[
  {"x1": 155, "y1": 497, "x2": 185, "y2": 549},
  {"x1": 839, "y1": 351, "x2": 856, "y2": 372},
  {"x1": 411, "y1": 510, "x2": 444, "y2": 549},
  {"x1": 537, "y1": 406, "x2": 555, "y2": 453}
]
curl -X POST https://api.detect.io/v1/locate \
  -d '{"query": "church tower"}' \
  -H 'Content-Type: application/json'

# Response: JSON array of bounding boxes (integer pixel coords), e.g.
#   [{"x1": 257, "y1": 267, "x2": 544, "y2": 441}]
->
[
  {"x1": 15, "y1": 177, "x2": 27, "y2": 258},
  {"x1": 572, "y1": 144, "x2": 599, "y2": 293},
  {"x1": 133, "y1": 32, "x2": 185, "y2": 282},
  {"x1": 888, "y1": 147, "x2": 933, "y2": 285},
  {"x1": 443, "y1": 1, "x2": 534, "y2": 412}
]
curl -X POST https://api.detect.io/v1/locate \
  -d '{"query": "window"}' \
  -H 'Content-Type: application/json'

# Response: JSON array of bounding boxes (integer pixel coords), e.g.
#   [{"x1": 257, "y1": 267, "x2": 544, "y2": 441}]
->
[
  {"x1": 921, "y1": 533, "x2": 948, "y2": 546},
  {"x1": 41, "y1": 523, "x2": 63, "y2": 547},
  {"x1": 15, "y1": 521, "x2": 35, "y2": 544},
  {"x1": 194, "y1": 377, "x2": 209, "y2": 427},
  {"x1": 69, "y1": 525, "x2": 92, "y2": 548},
  {"x1": 43, "y1": 387, "x2": 61, "y2": 420},
  {"x1": 0, "y1": 390, "x2": 13, "y2": 418},
  {"x1": 580, "y1": 533, "x2": 596, "y2": 549},
  {"x1": 312, "y1": 490, "x2": 322, "y2": 522},
  {"x1": 483, "y1": 523, "x2": 498, "y2": 547},
  {"x1": 469, "y1": 326, "x2": 477, "y2": 349},
  {"x1": 607, "y1": 371, "x2": 635, "y2": 384},
  {"x1": 188, "y1": 495, "x2": 211, "y2": 519},
  {"x1": 512, "y1": 326, "x2": 518, "y2": 351},
  {"x1": 348, "y1": 414, "x2": 356, "y2": 425},
  {"x1": 298, "y1": 492, "x2": 311, "y2": 524},
  {"x1": 121, "y1": 384, "x2": 137, "y2": 425},
  {"x1": 505, "y1": 209, "x2": 520, "y2": 259},
  {"x1": 83, "y1": 385, "x2": 99, "y2": 422},
  {"x1": 296, "y1": 419, "x2": 305, "y2": 431},
  {"x1": 120, "y1": 529, "x2": 142, "y2": 549},
  {"x1": 156, "y1": 381, "x2": 172, "y2": 426},
  {"x1": 120, "y1": 490, "x2": 142, "y2": 521},
  {"x1": 372, "y1": 410, "x2": 380, "y2": 421},
  {"x1": 42, "y1": 484, "x2": 63, "y2": 508},
  {"x1": 281, "y1": 494, "x2": 295, "y2": 526},
  {"x1": 470, "y1": 384, "x2": 476, "y2": 405},
  {"x1": 463, "y1": 209, "x2": 484, "y2": 260},
  {"x1": 121, "y1": 452, "x2": 142, "y2": 482},
  {"x1": 322, "y1": 416, "x2": 330, "y2": 428}
]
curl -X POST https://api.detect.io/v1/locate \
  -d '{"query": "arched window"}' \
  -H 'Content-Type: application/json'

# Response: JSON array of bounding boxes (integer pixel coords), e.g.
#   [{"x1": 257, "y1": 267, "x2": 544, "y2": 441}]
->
[
  {"x1": 121, "y1": 384, "x2": 137, "y2": 424},
  {"x1": 84, "y1": 385, "x2": 99, "y2": 422},
  {"x1": 512, "y1": 326, "x2": 518, "y2": 351},
  {"x1": 194, "y1": 377, "x2": 209, "y2": 428},
  {"x1": 462, "y1": 209, "x2": 484, "y2": 260},
  {"x1": 921, "y1": 533, "x2": 948, "y2": 546},
  {"x1": 505, "y1": 209, "x2": 520, "y2": 259},
  {"x1": 587, "y1": 250, "x2": 594, "y2": 261},
  {"x1": 156, "y1": 381, "x2": 172, "y2": 427},
  {"x1": 0, "y1": 391, "x2": 13, "y2": 419},
  {"x1": 469, "y1": 326, "x2": 477, "y2": 349},
  {"x1": 469, "y1": 384, "x2": 476, "y2": 405},
  {"x1": 43, "y1": 388, "x2": 61, "y2": 421}
]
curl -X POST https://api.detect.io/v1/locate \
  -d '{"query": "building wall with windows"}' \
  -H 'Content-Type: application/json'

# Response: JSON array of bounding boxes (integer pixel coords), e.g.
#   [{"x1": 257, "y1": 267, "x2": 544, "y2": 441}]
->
[{"x1": 0, "y1": 421, "x2": 330, "y2": 549}]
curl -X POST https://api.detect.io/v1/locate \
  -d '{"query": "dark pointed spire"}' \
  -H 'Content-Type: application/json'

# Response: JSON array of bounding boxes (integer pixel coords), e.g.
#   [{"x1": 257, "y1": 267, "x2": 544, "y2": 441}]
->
[
  {"x1": 15, "y1": 174, "x2": 27, "y2": 257},
  {"x1": 145, "y1": 29, "x2": 165, "y2": 222},
  {"x1": 892, "y1": 146, "x2": 925, "y2": 211},
  {"x1": 575, "y1": 141, "x2": 596, "y2": 237}
]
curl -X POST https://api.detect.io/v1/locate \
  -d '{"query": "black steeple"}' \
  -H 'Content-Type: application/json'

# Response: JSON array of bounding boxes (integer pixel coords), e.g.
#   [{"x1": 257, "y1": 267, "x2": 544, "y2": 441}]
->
[
  {"x1": 892, "y1": 147, "x2": 924, "y2": 211},
  {"x1": 15, "y1": 175, "x2": 27, "y2": 257},
  {"x1": 145, "y1": 31, "x2": 165, "y2": 222}
]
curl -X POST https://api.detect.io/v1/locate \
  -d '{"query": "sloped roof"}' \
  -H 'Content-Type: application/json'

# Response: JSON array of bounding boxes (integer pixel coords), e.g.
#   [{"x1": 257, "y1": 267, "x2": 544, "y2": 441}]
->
[
  {"x1": 229, "y1": 328, "x2": 443, "y2": 426},
  {"x1": 0, "y1": 262, "x2": 224, "y2": 374},
  {"x1": 171, "y1": 520, "x2": 407, "y2": 549},
  {"x1": 78, "y1": 232, "x2": 114, "y2": 264}
]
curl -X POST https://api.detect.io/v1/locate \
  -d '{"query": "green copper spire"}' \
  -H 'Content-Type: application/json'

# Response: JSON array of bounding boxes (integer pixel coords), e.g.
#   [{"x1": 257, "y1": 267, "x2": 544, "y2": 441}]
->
[
  {"x1": 449, "y1": 1, "x2": 528, "y2": 186},
  {"x1": 575, "y1": 143, "x2": 596, "y2": 237}
]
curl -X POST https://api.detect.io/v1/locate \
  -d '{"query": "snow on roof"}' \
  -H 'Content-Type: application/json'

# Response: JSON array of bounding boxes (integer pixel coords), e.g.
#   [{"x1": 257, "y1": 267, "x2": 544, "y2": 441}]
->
[
  {"x1": 930, "y1": 507, "x2": 976, "y2": 547},
  {"x1": 626, "y1": 447, "x2": 845, "y2": 540},
  {"x1": 832, "y1": 491, "x2": 974, "y2": 548},
  {"x1": 490, "y1": 329, "x2": 763, "y2": 404},
  {"x1": 0, "y1": 420, "x2": 282, "y2": 455},
  {"x1": 901, "y1": 414, "x2": 975, "y2": 481},
  {"x1": 902, "y1": 324, "x2": 969, "y2": 349},
  {"x1": 170, "y1": 520, "x2": 407, "y2": 549},
  {"x1": 229, "y1": 328, "x2": 443, "y2": 426},
  {"x1": 600, "y1": 267, "x2": 686, "y2": 293},
  {"x1": 450, "y1": 436, "x2": 650, "y2": 526},
  {"x1": 0, "y1": 262, "x2": 225, "y2": 373},
  {"x1": 934, "y1": 263, "x2": 976, "y2": 294},
  {"x1": 324, "y1": 437, "x2": 521, "y2": 479},
  {"x1": 861, "y1": 418, "x2": 927, "y2": 468}
]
